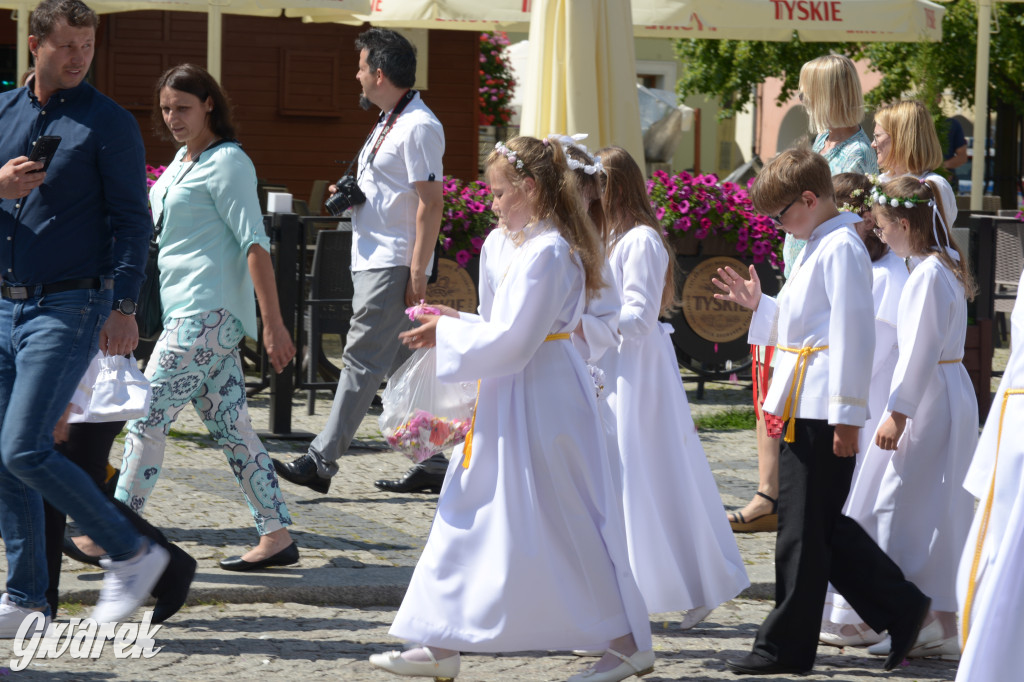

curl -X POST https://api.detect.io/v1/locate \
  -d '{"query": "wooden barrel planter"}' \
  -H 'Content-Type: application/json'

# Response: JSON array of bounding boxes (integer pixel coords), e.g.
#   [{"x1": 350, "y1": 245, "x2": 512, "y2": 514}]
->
[
  {"x1": 663, "y1": 232, "x2": 782, "y2": 379},
  {"x1": 427, "y1": 256, "x2": 480, "y2": 314}
]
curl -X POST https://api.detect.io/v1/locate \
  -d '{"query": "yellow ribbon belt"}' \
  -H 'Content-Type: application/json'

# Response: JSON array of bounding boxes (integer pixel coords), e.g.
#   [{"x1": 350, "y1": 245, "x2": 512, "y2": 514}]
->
[
  {"x1": 961, "y1": 387, "x2": 1024, "y2": 647},
  {"x1": 777, "y1": 344, "x2": 829, "y2": 443},
  {"x1": 461, "y1": 332, "x2": 571, "y2": 469},
  {"x1": 939, "y1": 357, "x2": 963, "y2": 364}
]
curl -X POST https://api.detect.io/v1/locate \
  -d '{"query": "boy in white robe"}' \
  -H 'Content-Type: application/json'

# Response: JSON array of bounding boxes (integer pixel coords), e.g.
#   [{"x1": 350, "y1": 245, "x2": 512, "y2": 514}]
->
[{"x1": 712, "y1": 148, "x2": 930, "y2": 675}]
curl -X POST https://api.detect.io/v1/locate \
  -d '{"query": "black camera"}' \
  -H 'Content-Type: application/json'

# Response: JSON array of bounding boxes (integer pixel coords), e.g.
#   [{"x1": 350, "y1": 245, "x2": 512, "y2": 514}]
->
[{"x1": 324, "y1": 175, "x2": 367, "y2": 216}]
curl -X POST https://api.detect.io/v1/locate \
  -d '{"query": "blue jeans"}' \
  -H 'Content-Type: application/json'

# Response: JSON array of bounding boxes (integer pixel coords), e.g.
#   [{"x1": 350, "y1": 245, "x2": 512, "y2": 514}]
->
[{"x1": 0, "y1": 288, "x2": 142, "y2": 610}]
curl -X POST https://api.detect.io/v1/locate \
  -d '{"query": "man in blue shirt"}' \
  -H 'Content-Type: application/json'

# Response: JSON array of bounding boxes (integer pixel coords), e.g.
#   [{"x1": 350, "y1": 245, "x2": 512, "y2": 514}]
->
[{"x1": 0, "y1": 0, "x2": 168, "y2": 636}]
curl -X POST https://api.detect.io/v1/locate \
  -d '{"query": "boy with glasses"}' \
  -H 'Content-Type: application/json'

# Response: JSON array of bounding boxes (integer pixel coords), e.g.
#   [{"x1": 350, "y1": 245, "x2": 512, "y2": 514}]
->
[{"x1": 712, "y1": 149, "x2": 930, "y2": 675}]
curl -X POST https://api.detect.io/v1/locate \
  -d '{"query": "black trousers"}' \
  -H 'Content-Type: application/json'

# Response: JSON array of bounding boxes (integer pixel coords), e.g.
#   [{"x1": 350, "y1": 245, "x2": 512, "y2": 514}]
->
[
  {"x1": 752, "y1": 419, "x2": 926, "y2": 669},
  {"x1": 43, "y1": 421, "x2": 172, "y2": 617}
]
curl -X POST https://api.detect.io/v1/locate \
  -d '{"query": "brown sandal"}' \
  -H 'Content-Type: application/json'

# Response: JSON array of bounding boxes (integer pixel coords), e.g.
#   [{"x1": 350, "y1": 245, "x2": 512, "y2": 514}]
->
[{"x1": 728, "y1": 491, "x2": 778, "y2": 532}]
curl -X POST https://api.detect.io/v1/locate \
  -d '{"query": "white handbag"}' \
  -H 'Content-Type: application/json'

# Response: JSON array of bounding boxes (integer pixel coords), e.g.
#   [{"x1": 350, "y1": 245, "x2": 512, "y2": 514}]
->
[{"x1": 73, "y1": 353, "x2": 152, "y2": 423}]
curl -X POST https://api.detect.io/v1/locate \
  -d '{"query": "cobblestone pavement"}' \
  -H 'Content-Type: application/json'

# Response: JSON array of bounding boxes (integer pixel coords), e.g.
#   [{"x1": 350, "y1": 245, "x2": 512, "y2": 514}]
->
[{"x1": 0, "y1": 356, "x2": 996, "y2": 681}]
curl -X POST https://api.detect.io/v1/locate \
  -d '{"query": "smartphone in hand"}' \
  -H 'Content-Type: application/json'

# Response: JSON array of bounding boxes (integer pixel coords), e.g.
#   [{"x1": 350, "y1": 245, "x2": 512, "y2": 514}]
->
[{"x1": 27, "y1": 135, "x2": 61, "y2": 173}]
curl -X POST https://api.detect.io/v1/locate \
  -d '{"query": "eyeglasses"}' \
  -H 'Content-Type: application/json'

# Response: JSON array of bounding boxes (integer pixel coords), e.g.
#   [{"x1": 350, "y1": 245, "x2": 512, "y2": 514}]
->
[{"x1": 769, "y1": 198, "x2": 799, "y2": 227}]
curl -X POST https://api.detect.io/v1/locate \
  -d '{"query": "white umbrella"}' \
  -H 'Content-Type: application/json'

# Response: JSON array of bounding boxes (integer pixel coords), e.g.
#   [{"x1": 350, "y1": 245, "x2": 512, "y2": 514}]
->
[
  {"x1": 4, "y1": 0, "x2": 368, "y2": 82},
  {"x1": 518, "y1": 0, "x2": 644, "y2": 163}
]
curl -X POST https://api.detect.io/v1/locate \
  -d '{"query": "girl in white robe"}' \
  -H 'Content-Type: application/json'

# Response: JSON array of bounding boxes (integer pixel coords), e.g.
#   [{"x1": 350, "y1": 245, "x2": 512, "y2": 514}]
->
[
  {"x1": 849, "y1": 176, "x2": 978, "y2": 659},
  {"x1": 583, "y1": 146, "x2": 749, "y2": 622},
  {"x1": 370, "y1": 136, "x2": 654, "y2": 682},
  {"x1": 822, "y1": 175, "x2": 909, "y2": 645},
  {"x1": 955, "y1": 269, "x2": 1024, "y2": 682}
]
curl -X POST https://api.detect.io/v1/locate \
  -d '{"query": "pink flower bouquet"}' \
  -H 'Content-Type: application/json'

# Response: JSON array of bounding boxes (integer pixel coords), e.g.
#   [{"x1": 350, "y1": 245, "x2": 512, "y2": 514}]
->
[{"x1": 384, "y1": 409, "x2": 473, "y2": 463}]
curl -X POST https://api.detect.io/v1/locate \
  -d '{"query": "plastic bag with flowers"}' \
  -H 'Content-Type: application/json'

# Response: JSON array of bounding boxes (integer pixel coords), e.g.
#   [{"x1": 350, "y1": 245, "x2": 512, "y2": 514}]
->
[{"x1": 379, "y1": 304, "x2": 478, "y2": 462}]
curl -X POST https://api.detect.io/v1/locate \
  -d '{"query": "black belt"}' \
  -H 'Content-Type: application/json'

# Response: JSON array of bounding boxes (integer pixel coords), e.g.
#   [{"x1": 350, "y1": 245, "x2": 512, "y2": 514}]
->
[{"x1": 0, "y1": 278, "x2": 113, "y2": 300}]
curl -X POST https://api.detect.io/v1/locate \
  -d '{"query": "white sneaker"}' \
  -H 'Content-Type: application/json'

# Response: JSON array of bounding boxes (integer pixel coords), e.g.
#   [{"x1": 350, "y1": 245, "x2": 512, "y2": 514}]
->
[
  {"x1": 0, "y1": 593, "x2": 50, "y2": 639},
  {"x1": 91, "y1": 541, "x2": 170, "y2": 624}
]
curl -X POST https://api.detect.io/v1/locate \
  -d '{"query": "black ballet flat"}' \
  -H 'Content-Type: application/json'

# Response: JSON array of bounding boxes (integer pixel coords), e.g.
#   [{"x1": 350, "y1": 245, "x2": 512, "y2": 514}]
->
[{"x1": 219, "y1": 541, "x2": 299, "y2": 572}]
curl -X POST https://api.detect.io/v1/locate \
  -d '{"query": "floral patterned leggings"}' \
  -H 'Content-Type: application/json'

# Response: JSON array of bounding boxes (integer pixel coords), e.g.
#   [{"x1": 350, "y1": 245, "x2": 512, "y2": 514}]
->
[{"x1": 114, "y1": 309, "x2": 292, "y2": 535}]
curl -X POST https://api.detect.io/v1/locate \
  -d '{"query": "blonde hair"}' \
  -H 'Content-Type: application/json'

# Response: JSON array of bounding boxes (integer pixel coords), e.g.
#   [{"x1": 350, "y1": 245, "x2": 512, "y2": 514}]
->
[
  {"x1": 799, "y1": 55, "x2": 864, "y2": 134},
  {"x1": 872, "y1": 176, "x2": 976, "y2": 300},
  {"x1": 485, "y1": 136, "x2": 606, "y2": 301},
  {"x1": 874, "y1": 100, "x2": 943, "y2": 175},
  {"x1": 750, "y1": 148, "x2": 835, "y2": 216},
  {"x1": 596, "y1": 146, "x2": 678, "y2": 316}
]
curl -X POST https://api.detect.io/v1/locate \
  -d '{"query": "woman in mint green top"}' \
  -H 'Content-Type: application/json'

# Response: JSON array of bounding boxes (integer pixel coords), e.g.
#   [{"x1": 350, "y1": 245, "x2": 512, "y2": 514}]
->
[
  {"x1": 115, "y1": 64, "x2": 299, "y2": 572},
  {"x1": 154, "y1": 141, "x2": 268, "y2": 338}
]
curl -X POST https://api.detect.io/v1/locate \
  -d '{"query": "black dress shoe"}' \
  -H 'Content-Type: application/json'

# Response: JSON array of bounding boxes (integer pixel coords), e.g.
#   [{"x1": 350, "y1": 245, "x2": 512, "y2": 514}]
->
[
  {"x1": 374, "y1": 462, "x2": 446, "y2": 494},
  {"x1": 726, "y1": 652, "x2": 810, "y2": 676},
  {"x1": 885, "y1": 595, "x2": 932, "y2": 670},
  {"x1": 152, "y1": 543, "x2": 197, "y2": 623},
  {"x1": 273, "y1": 454, "x2": 331, "y2": 494},
  {"x1": 219, "y1": 541, "x2": 299, "y2": 572}
]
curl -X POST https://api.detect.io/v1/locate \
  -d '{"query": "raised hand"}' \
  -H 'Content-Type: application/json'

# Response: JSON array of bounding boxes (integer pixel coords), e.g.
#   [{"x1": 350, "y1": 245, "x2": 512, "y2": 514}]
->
[{"x1": 711, "y1": 264, "x2": 762, "y2": 311}]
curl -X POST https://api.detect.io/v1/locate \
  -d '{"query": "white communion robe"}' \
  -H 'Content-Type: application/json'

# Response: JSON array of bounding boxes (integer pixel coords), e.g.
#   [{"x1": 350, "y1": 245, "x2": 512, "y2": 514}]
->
[
  {"x1": 828, "y1": 249, "x2": 909, "y2": 624},
  {"x1": 955, "y1": 270, "x2": 1024, "y2": 682},
  {"x1": 585, "y1": 225, "x2": 748, "y2": 614},
  {"x1": 843, "y1": 254, "x2": 977, "y2": 613},
  {"x1": 747, "y1": 213, "x2": 874, "y2": 429},
  {"x1": 388, "y1": 224, "x2": 652, "y2": 653}
]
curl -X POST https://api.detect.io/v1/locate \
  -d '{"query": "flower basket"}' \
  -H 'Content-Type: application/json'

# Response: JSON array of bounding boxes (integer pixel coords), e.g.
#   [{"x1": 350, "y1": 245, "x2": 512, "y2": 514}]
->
[{"x1": 647, "y1": 170, "x2": 783, "y2": 267}]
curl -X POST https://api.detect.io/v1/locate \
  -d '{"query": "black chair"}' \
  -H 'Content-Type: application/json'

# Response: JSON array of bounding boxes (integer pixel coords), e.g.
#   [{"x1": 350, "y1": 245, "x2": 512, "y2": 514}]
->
[
  {"x1": 993, "y1": 211, "x2": 1024, "y2": 345},
  {"x1": 301, "y1": 226, "x2": 355, "y2": 414}
]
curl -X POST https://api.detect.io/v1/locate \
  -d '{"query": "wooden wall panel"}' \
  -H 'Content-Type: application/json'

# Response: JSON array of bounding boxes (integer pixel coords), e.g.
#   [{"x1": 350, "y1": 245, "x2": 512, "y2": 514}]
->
[
  {"x1": 0, "y1": 17, "x2": 15, "y2": 44},
  {"x1": 92, "y1": 12, "x2": 480, "y2": 205}
]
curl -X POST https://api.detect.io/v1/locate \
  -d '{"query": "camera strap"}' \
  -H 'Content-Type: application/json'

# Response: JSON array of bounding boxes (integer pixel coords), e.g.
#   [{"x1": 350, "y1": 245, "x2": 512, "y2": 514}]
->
[{"x1": 355, "y1": 89, "x2": 416, "y2": 180}]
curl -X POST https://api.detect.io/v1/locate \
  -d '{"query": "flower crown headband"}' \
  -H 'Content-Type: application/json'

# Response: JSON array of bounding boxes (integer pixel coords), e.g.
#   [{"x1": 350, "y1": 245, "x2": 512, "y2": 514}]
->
[
  {"x1": 547, "y1": 133, "x2": 604, "y2": 175},
  {"x1": 838, "y1": 188, "x2": 867, "y2": 215},
  {"x1": 494, "y1": 141, "x2": 524, "y2": 171},
  {"x1": 870, "y1": 180, "x2": 960, "y2": 262}
]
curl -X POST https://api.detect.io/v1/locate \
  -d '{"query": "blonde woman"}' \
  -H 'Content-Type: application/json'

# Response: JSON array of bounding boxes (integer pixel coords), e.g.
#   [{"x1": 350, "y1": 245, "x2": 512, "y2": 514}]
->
[
  {"x1": 783, "y1": 54, "x2": 878, "y2": 278},
  {"x1": 871, "y1": 100, "x2": 957, "y2": 224}
]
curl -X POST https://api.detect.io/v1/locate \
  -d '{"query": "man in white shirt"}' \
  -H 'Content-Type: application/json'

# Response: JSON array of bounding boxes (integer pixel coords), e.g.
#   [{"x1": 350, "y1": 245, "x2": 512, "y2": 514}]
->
[
  {"x1": 712, "y1": 149, "x2": 930, "y2": 675},
  {"x1": 274, "y1": 28, "x2": 444, "y2": 494}
]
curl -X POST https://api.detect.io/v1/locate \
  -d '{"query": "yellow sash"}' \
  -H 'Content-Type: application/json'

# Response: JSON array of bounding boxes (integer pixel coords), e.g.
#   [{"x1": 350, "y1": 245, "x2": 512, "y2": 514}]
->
[
  {"x1": 961, "y1": 388, "x2": 1024, "y2": 647},
  {"x1": 939, "y1": 358, "x2": 963, "y2": 364},
  {"x1": 461, "y1": 332, "x2": 571, "y2": 469},
  {"x1": 777, "y1": 344, "x2": 829, "y2": 443}
]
